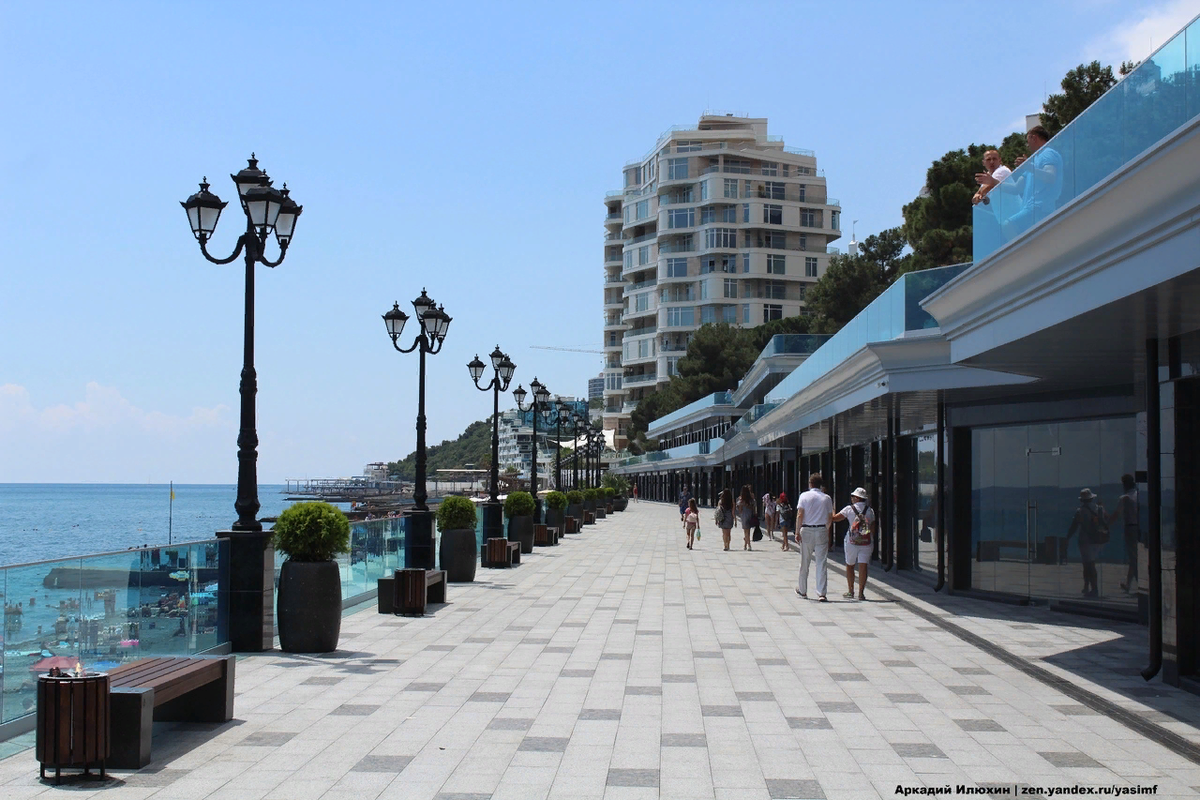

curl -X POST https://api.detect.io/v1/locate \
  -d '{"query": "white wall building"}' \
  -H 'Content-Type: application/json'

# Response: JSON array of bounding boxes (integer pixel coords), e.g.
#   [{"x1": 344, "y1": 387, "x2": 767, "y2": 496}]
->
[{"x1": 602, "y1": 114, "x2": 840, "y2": 449}]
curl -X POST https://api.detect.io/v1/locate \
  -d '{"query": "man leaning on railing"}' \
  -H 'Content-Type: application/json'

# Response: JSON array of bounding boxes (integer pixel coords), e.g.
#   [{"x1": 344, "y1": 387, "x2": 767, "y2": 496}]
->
[{"x1": 974, "y1": 126, "x2": 1063, "y2": 240}]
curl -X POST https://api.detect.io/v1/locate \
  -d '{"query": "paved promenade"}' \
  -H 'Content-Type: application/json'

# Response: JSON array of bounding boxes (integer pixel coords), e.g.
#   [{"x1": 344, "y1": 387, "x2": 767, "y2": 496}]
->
[{"x1": 3, "y1": 501, "x2": 1200, "y2": 799}]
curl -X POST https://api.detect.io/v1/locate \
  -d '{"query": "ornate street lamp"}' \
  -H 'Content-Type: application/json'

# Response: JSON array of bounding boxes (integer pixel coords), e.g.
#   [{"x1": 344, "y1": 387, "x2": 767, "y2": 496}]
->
[
  {"x1": 589, "y1": 424, "x2": 605, "y2": 488},
  {"x1": 181, "y1": 155, "x2": 302, "y2": 535},
  {"x1": 513, "y1": 378, "x2": 552, "y2": 520},
  {"x1": 547, "y1": 400, "x2": 572, "y2": 490},
  {"x1": 568, "y1": 410, "x2": 586, "y2": 490},
  {"x1": 469, "y1": 345, "x2": 516, "y2": 541},
  {"x1": 384, "y1": 289, "x2": 451, "y2": 569}
]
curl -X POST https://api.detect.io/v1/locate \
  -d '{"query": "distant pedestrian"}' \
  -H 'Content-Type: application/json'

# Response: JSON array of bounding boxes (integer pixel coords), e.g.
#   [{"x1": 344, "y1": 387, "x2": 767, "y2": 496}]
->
[
  {"x1": 714, "y1": 489, "x2": 735, "y2": 551},
  {"x1": 1067, "y1": 488, "x2": 1108, "y2": 598},
  {"x1": 795, "y1": 473, "x2": 834, "y2": 602},
  {"x1": 832, "y1": 487, "x2": 875, "y2": 600},
  {"x1": 762, "y1": 492, "x2": 778, "y2": 541},
  {"x1": 1107, "y1": 474, "x2": 1140, "y2": 593},
  {"x1": 776, "y1": 493, "x2": 795, "y2": 551},
  {"x1": 679, "y1": 485, "x2": 693, "y2": 521},
  {"x1": 632, "y1": 484, "x2": 639, "y2": 503},
  {"x1": 736, "y1": 485, "x2": 756, "y2": 551},
  {"x1": 683, "y1": 499, "x2": 700, "y2": 550}
]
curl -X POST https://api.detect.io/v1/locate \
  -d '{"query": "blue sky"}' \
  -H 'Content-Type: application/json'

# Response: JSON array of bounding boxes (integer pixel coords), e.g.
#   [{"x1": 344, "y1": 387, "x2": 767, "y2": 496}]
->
[{"x1": 1, "y1": 0, "x2": 1194, "y2": 483}]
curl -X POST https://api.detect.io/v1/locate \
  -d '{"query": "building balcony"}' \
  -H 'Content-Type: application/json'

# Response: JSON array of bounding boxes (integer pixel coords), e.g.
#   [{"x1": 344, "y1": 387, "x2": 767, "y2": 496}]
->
[
  {"x1": 623, "y1": 372, "x2": 659, "y2": 385},
  {"x1": 624, "y1": 277, "x2": 657, "y2": 293}
]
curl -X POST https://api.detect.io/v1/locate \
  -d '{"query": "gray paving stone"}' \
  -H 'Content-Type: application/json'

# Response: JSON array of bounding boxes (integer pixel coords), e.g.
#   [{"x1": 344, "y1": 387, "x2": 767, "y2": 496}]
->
[
  {"x1": 892, "y1": 742, "x2": 948, "y2": 759},
  {"x1": 614, "y1": 619, "x2": 637, "y2": 624},
  {"x1": 469, "y1": 692, "x2": 511, "y2": 702},
  {"x1": 948, "y1": 685, "x2": 990, "y2": 696},
  {"x1": 523, "y1": 637, "x2": 552, "y2": 644},
  {"x1": 464, "y1": 637, "x2": 494, "y2": 643},
  {"x1": 425, "y1": 644, "x2": 456, "y2": 651},
  {"x1": 721, "y1": 642, "x2": 750, "y2": 650},
  {"x1": 601, "y1": 652, "x2": 633, "y2": 660},
  {"x1": 954, "y1": 667, "x2": 990, "y2": 675},
  {"x1": 661, "y1": 733, "x2": 707, "y2": 747},
  {"x1": 119, "y1": 768, "x2": 189, "y2": 787},
  {"x1": 694, "y1": 651, "x2": 724, "y2": 658},
  {"x1": 894, "y1": 645, "x2": 922, "y2": 652},
  {"x1": 636, "y1": 629, "x2": 663, "y2": 635},
  {"x1": 847, "y1": 632, "x2": 876, "y2": 638},
  {"x1": 662, "y1": 674, "x2": 697, "y2": 683},
  {"x1": 787, "y1": 717, "x2": 833, "y2": 730},
  {"x1": 607, "y1": 768, "x2": 660, "y2": 787},
  {"x1": 579, "y1": 709, "x2": 622, "y2": 720},
  {"x1": 488, "y1": 718, "x2": 534, "y2": 730},
  {"x1": 353, "y1": 755, "x2": 413, "y2": 772},
  {"x1": 1039, "y1": 751, "x2": 1103, "y2": 768},
  {"x1": 766, "y1": 778, "x2": 826, "y2": 799},
  {"x1": 736, "y1": 691, "x2": 775, "y2": 702},
  {"x1": 519, "y1": 737, "x2": 570, "y2": 752},
  {"x1": 701, "y1": 705, "x2": 743, "y2": 717},
  {"x1": 544, "y1": 646, "x2": 574, "y2": 653},
  {"x1": 956, "y1": 718, "x2": 1006, "y2": 732},
  {"x1": 830, "y1": 672, "x2": 867, "y2": 682},
  {"x1": 302, "y1": 676, "x2": 344, "y2": 685},
  {"x1": 330, "y1": 704, "x2": 380, "y2": 716},
  {"x1": 756, "y1": 658, "x2": 789, "y2": 666},
  {"x1": 404, "y1": 682, "x2": 446, "y2": 692},
  {"x1": 817, "y1": 701, "x2": 859, "y2": 714},
  {"x1": 741, "y1": 626, "x2": 768, "y2": 632},
  {"x1": 882, "y1": 660, "x2": 916, "y2": 668},
  {"x1": 239, "y1": 731, "x2": 296, "y2": 746},
  {"x1": 561, "y1": 621, "x2": 587, "y2": 627},
  {"x1": 1050, "y1": 704, "x2": 1100, "y2": 716},
  {"x1": 561, "y1": 669, "x2": 595, "y2": 678},
  {"x1": 885, "y1": 693, "x2": 928, "y2": 704},
  {"x1": 687, "y1": 614, "x2": 710, "y2": 619},
  {"x1": 434, "y1": 794, "x2": 493, "y2": 800},
  {"x1": 626, "y1": 686, "x2": 662, "y2": 695},
  {"x1": 810, "y1": 621, "x2": 837, "y2": 627}
]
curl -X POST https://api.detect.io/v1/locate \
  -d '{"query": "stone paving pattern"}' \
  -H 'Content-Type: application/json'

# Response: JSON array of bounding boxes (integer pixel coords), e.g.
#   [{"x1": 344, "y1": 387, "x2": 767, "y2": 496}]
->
[{"x1": 3, "y1": 501, "x2": 1200, "y2": 799}]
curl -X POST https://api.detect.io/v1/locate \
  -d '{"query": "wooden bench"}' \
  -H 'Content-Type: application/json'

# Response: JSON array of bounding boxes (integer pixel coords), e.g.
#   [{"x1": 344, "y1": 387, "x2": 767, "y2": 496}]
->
[
  {"x1": 565, "y1": 517, "x2": 579, "y2": 534},
  {"x1": 482, "y1": 538, "x2": 521, "y2": 567},
  {"x1": 533, "y1": 524, "x2": 559, "y2": 547},
  {"x1": 546, "y1": 526, "x2": 562, "y2": 543},
  {"x1": 584, "y1": 511, "x2": 595, "y2": 525},
  {"x1": 107, "y1": 655, "x2": 235, "y2": 769},
  {"x1": 377, "y1": 569, "x2": 447, "y2": 616}
]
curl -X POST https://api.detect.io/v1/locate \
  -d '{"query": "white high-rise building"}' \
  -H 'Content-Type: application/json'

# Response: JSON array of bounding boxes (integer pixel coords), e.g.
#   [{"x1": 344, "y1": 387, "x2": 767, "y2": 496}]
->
[{"x1": 602, "y1": 115, "x2": 841, "y2": 449}]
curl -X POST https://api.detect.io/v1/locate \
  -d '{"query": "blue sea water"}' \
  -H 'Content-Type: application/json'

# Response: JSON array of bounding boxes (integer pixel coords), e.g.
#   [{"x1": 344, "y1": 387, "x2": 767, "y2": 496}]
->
[{"x1": 0, "y1": 484, "x2": 298, "y2": 567}]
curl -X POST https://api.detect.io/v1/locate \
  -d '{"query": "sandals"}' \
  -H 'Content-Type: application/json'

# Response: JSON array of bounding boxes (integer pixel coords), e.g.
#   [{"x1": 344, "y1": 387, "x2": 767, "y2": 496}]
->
[{"x1": 842, "y1": 592, "x2": 855, "y2": 599}]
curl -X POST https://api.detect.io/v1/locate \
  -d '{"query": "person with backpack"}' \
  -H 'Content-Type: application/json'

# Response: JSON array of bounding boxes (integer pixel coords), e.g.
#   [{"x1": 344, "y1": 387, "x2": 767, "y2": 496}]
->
[
  {"x1": 1066, "y1": 487, "x2": 1108, "y2": 599},
  {"x1": 832, "y1": 487, "x2": 875, "y2": 600}
]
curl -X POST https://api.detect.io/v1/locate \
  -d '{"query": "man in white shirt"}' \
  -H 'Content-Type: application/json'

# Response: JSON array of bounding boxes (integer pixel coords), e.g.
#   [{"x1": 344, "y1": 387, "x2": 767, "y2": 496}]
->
[
  {"x1": 972, "y1": 149, "x2": 1012, "y2": 205},
  {"x1": 795, "y1": 473, "x2": 834, "y2": 602}
]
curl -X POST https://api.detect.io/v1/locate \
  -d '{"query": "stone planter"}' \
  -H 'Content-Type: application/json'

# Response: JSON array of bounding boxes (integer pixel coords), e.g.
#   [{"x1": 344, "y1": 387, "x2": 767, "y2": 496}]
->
[
  {"x1": 544, "y1": 507, "x2": 565, "y2": 529},
  {"x1": 583, "y1": 499, "x2": 596, "y2": 514},
  {"x1": 277, "y1": 560, "x2": 342, "y2": 653},
  {"x1": 439, "y1": 528, "x2": 477, "y2": 582},
  {"x1": 567, "y1": 503, "x2": 583, "y2": 525},
  {"x1": 507, "y1": 515, "x2": 535, "y2": 553},
  {"x1": 595, "y1": 508, "x2": 606, "y2": 519},
  {"x1": 613, "y1": 497, "x2": 628, "y2": 512}
]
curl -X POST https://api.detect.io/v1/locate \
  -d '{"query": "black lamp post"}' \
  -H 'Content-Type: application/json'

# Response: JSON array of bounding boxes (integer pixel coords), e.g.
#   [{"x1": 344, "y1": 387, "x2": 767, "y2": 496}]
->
[
  {"x1": 549, "y1": 401, "x2": 571, "y2": 490},
  {"x1": 384, "y1": 290, "x2": 452, "y2": 570},
  {"x1": 513, "y1": 378, "x2": 552, "y2": 521},
  {"x1": 469, "y1": 346, "x2": 516, "y2": 541},
  {"x1": 181, "y1": 155, "x2": 302, "y2": 534},
  {"x1": 589, "y1": 424, "x2": 605, "y2": 488},
  {"x1": 568, "y1": 410, "x2": 586, "y2": 490}
]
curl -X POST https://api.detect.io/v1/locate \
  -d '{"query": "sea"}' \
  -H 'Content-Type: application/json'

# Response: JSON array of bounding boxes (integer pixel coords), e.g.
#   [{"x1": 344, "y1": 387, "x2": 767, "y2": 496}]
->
[{"x1": 0, "y1": 484, "x2": 305, "y2": 567}]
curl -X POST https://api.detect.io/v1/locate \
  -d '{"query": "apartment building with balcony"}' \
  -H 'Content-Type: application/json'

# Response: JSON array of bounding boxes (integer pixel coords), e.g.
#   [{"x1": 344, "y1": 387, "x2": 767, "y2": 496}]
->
[{"x1": 602, "y1": 114, "x2": 840, "y2": 449}]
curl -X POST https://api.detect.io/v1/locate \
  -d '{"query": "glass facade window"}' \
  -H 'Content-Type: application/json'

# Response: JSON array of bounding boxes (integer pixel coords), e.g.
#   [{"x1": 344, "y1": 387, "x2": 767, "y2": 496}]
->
[
  {"x1": 726, "y1": 158, "x2": 752, "y2": 174},
  {"x1": 797, "y1": 184, "x2": 806, "y2": 202},
  {"x1": 676, "y1": 140, "x2": 701, "y2": 152},
  {"x1": 701, "y1": 306, "x2": 716, "y2": 324},
  {"x1": 800, "y1": 209, "x2": 816, "y2": 227},
  {"x1": 724, "y1": 278, "x2": 737, "y2": 298},
  {"x1": 700, "y1": 180, "x2": 708, "y2": 200},
  {"x1": 668, "y1": 157, "x2": 689, "y2": 180},
  {"x1": 700, "y1": 280, "x2": 708, "y2": 300},
  {"x1": 666, "y1": 307, "x2": 695, "y2": 326},
  {"x1": 742, "y1": 303, "x2": 750, "y2": 323},
  {"x1": 742, "y1": 253, "x2": 750, "y2": 273},
  {"x1": 638, "y1": 245, "x2": 650, "y2": 265},
  {"x1": 668, "y1": 208, "x2": 695, "y2": 228},
  {"x1": 705, "y1": 228, "x2": 738, "y2": 249},
  {"x1": 624, "y1": 251, "x2": 633, "y2": 269},
  {"x1": 763, "y1": 204, "x2": 782, "y2": 224},
  {"x1": 761, "y1": 162, "x2": 778, "y2": 176},
  {"x1": 720, "y1": 205, "x2": 736, "y2": 223},
  {"x1": 768, "y1": 254, "x2": 785, "y2": 274},
  {"x1": 805, "y1": 256, "x2": 819, "y2": 277},
  {"x1": 636, "y1": 199, "x2": 649, "y2": 220},
  {"x1": 666, "y1": 257, "x2": 688, "y2": 278},
  {"x1": 723, "y1": 178, "x2": 738, "y2": 198},
  {"x1": 701, "y1": 207, "x2": 715, "y2": 224},
  {"x1": 764, "y1": 280, "x2": 785, "y2": 299},
  {"x1": 763, "y1": 231, "x2": 786, "y2": 249},
  {"x1": 763, "y1": 304, "x2": 783, "y2": 322},
  {"x1": 743, "y1": 203, "x2": 750, "y2": 223},
  {"x1": 634, "y1": 293, "x2": 649, "y2": 312},
  {"x1": 722, "y1": 305, "x2": 736, "y2": 323},
  {"x1": 764, "y1": 181, "x2": 786, "y2": 199},
  {"x1": 969, "y1": 418, "x2": 1137, "y2": 607}
]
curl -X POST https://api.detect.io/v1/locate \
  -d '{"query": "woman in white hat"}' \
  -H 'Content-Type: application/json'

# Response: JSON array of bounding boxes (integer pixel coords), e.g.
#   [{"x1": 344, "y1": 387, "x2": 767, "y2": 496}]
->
[{"x1": 831, "y1": 487, "x2": 875, "y2": 600}]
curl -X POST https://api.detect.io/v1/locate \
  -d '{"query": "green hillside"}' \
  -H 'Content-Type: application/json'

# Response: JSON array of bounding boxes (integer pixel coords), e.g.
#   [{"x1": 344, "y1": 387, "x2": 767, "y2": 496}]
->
[{"x1": 386, "y1": 418, "x2": 493, "y2": 481}]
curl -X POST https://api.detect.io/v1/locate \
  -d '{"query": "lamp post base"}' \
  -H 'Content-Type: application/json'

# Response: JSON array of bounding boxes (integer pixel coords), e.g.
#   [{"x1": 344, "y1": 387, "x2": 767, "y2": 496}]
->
[
  {"x1": 405, "y1": 510, "x2": 435, "y2": 571},
  {"x1": 215, "y1": 530, "x2": 275, "y2": 652},
  {"x1": 481, "y1": 501, "x2": 504, "y2": 543}
]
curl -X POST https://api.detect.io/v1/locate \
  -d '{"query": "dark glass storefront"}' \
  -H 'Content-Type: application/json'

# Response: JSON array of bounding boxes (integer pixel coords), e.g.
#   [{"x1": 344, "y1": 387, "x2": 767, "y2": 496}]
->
[{"x1": 969, "y1": 417, "x2": 1140, "y2": 609}]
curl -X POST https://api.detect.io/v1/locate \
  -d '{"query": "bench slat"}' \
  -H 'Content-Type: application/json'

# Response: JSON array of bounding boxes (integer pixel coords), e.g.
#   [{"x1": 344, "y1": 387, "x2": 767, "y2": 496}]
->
[{"x1": 110, "y1": 657, "x2": 225, "y2": 706}]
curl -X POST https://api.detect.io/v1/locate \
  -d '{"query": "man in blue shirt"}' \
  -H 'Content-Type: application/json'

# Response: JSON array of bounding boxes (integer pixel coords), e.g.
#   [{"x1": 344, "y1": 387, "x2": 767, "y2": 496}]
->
[{"x1": 1001, "y1": 126, "x2": 1063, "y2": 238}]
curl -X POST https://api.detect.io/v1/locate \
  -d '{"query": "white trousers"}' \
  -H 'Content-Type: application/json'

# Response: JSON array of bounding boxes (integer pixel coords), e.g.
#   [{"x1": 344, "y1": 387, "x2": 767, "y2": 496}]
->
[{"x1": 798, "y1": 527, "x2": 830, "y2": 597}]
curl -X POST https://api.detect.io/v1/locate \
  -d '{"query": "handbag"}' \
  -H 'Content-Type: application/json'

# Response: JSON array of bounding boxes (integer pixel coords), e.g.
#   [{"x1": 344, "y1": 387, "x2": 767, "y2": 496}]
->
[{"x1": 752, "y1": 527, "x2": 763, "y2": 542}]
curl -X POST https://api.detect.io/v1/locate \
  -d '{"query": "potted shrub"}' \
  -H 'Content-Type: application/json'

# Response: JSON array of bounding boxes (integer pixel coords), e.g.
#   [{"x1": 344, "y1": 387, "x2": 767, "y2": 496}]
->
[
  {"x1": 544, "y1": 491, "x2": 567, "y2": 529},
  {"x1": 603, "y1": 487, "x2": 616, "y2": 514},
  {"x1": 605, "y1": 474, "x2": 630, "y2": 511},
  {"x1": 566, "y1": 490, "x2": 585, "y2": 527},
  {"x1": 273, "y1": 501, "x2": 351, "y2": 653},
  {"x1": 435, "y1": 496, "x2": 478, "y2": 583},
  {"x1": 504, "y1": 491, "x2": 536, "y2": 553},
  {"x1": 582, "y1": 488, "x2": 598, "y2": 513}
]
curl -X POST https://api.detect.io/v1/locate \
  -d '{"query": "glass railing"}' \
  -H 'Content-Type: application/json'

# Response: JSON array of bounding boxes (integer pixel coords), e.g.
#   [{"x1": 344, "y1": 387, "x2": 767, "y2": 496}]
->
[
  {"x1": 766, "y1": 263, "x2": 970, "y2": 405},
  {"x1": 624, "y1": 373, "x2": 658, "y2": 384},
  {"x1": 758, "y1": 334, "x2": 831, "y2": 358},
  {"x1": 974, "y1": 17, "x2": 1199, "y2": 262},
  {"x1": 647, "y1": 391, "x2": 734, "y2": 434},
  {"x1": 1, "y1": 539, "x2": 228, "y2": 725}
]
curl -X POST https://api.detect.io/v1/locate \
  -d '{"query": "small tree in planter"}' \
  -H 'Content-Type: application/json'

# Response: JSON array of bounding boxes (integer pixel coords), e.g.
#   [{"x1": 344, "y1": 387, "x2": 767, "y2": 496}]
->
[
  {"x1": 566, "y1": 490, "x2": 585, "y2": 527},
  {"x1": 603, "y1": 473, "x2": 630, "y2": 511},
  {"x1": 273, "y1": 502, "x2": 351, "y2": 653},
  {"x1": 603, "y1": 487, "x2": 616, "y2": 513},
  {"x1": 435, "y1": 496, "x2": 478, "y2": 583},
  {"x1": 544, "y1": 491, "x2": 568, "y2": 529},
  {"x1": 504, "y1": 491, "x2": 536, "y2": 553}
]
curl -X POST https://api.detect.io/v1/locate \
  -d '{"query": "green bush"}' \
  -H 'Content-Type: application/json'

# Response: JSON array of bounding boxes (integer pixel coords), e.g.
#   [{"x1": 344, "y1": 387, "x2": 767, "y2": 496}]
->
[
  {"x1": 602, "y1": 473, "x2": 630, "y2": 496},
  {"x1": 272, "y1": 502, "x2": 350, "y2": 562},
  {"x1": 435, "y1": 495, "x2": 478, "y2": 531},
  {"x1": 566, "y1": 490, "x2": 584, "y2": 505},
  {"x1": 504, "y1": 491, "x2": 535, "y2": 517},
  {"x1": 603, "y1": 487, "x2": 616, "y2": 499},
  {"x1": 545, "y1": 491, "x2": 568, "y2": 510},
  {"x1": 583, "y1": 488, "x2": 599, "y2": 501}
]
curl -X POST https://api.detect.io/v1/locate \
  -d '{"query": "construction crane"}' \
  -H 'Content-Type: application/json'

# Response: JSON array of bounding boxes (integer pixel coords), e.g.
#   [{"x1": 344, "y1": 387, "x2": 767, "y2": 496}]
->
[{"x1": 530, "y1": 345, "x2": 604, "y2": 354}]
